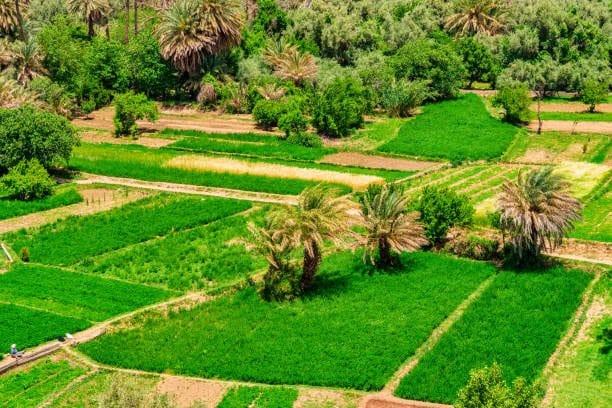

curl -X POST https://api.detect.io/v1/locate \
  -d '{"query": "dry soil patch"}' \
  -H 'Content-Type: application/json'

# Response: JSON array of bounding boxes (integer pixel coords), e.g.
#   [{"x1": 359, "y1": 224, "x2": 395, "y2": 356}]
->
[
  {"x1": 532, "y1": 102, "x2": 612, "y2": 113},
  {"x1": 157, "y1": 376, "x2": 229, "y2": 408},
  {"x1": 527, "y1": 121, "x2": 612, "y2": 134},
  {"x1": 319, "y1": 153, "x2": 438, "y2": 172}
]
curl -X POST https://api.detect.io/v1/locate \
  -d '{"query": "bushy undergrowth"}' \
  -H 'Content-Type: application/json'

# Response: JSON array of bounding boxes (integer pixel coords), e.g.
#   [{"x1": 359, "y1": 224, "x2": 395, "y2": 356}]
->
[
  {"x1": 396, "y1": 268, "x2": 592, "y2": 403},
  {"x1": 0, "y1": 304, "x2": 90, "y2": 352},
  {"x1": 379, "y1": 94, "x2": 518, "y2": 161},
  {"x1": 218, "y1": 386, "x2": 298, "y2": 408},
  {"x1": 5, "y1": 194, "x2": 250, "y2": 265},
  {"x1": 79, "y1": 209, "x2": 268, "y2": 290},
  {"x1": 0, "y1": 159, "x2": 55, "y2": 201},
  {"x1": 79, "y1": 251, "x2": 492, "y2": 390},
  {"x1": 0, "y1": 189, "x2": 82, "y2": 220},
  {"x1": 0, "y1": 264, "x2": 174, "y2": 322}
]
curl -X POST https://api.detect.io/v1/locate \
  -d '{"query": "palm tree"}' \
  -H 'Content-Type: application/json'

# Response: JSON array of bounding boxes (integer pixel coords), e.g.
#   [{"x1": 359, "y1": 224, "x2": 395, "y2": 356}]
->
[
  {"x1": 497, "y1": 167, "x2": 582, "y2": 263},
  {"x1": 0, "y1": 74, "x2": 37, "y2": 108},
  {"x1": 2, "y1": 38, "x2": 47, "y2": 85},
  {"x1": 0, "y1": 0, "x2": 25, "y2": 37},
  {"x1": 360, "y1": 183, "x2": 428, "y2": 267},
  {"x1": 67, "y1": 0, "x2": 111, "y2": 39},
  {"x1": 273, "y1": 46, "x2": 318, "y2": 86},
  {"x1": 155, "y1": 0, "x2": 243, "y2": 74},
  {"x1": 445, "y1": 0, "x2": 504, "y2": 36},
  {"x1": 284, "y1": 185, "x2": 357, "y2": 291}
]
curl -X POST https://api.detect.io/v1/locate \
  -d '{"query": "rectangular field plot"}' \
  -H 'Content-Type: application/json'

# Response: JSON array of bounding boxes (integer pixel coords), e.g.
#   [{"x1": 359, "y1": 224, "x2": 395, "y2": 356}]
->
[
  {"x1": 78, "y1": 251, "x2": 493, "y2": 390},
  {"x1": 378, "y1": 94, "x2": 518, "y2": 161},
  {"x1": 3, "y1": 194, "x2": 251, "y2": 266},
  {"x1": 0, "y1": 189, "x2": 83, "y2": 221},
  {"x1": 0, "y1": 359, "x2": 87, "y2": 407},
  {"x1": 395, "y1": 268, "x2": 592, "y2": 404},
  {"x1": 0, "y1": 264, "x2": 174, "y2": 322},
  {"x1": 572, "y1": 190, "x2": 611, "y2": 242},
  {"x1": 218, "y1": 386, "x2": 298, "y2": 408},
  {"x1": 78, "y1": 208, "x2": 269, "y2": 290},
  {"x1": 0, "y1": 304, "x2": 89, "y2": 352}
]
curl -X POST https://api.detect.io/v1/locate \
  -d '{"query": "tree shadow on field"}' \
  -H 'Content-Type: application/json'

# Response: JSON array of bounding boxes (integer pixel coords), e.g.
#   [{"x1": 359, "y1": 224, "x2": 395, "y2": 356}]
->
[{"x1": 499, "y1": 254, "x2": 565, "y2": 274}]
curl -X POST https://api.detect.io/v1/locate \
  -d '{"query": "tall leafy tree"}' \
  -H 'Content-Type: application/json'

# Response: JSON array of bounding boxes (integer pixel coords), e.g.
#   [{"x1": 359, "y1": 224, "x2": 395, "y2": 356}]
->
[
  {"x1": 445, "y1": 0, "x2": 504, "y2": 36},
  {"x1": 497, "y1": 167, "x2": 582, "y2": 263},
  {"x1": 67, "y1": 0, "x2": 111, "y2": 39}
]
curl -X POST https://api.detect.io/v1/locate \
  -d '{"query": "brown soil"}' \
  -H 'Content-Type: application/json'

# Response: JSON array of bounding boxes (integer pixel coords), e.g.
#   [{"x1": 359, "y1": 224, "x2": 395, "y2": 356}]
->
[
  {"x1": 548, "y1": 239, "x2": 612, "y2": 266},
  {"x1": 73, "y1": 108, "x2": 281, "y2": 136},
  {"x1": 319, "y1": 153, "x2": 438, "y2": 172},
  {"x1": 360, "y1": 395, "x2": 451, "y2": 408},
  {"x1": 532, "y1": 102, "x2": 612, "y2": 113},
  {"x1": 527, "y1": 120, "x2": 612, "y2": 134},
  {"x1": 80, "y1": 131, "x2": 176, "y2": 148},
  {"x1": 294, "y1": 389, "x2": 354, "y2": 408},
  {"x1": 157, "y1": 376, "x2": 229, "y2": 408}
]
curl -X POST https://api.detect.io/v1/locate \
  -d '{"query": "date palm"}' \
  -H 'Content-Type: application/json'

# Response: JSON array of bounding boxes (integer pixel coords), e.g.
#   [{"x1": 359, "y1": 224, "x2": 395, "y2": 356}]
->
[
  {"x1": 155, "y1": 0, "x2": 243, "y2": 74},
  {"x1": 497, "y1": 167, "x2": 582, "y2": 263},
  {"x1": 1, "y1": 38, "x2": 47, "y2": 85},
  {"x1": 274, "y1": 46, "x2": 318, "y2": 86},
  {"x1": 284, "y1": 185, "x2": 357, "y2": 291},
  {"x1": 445, "y1": 0, "x2": 504, "y2": 36},
  {"x1": 0, "y1": 74, "x2": 37, "y2": 108},
  {"x1": 68, "y1": 0, "x2": 111, "y2": 39},
  {"x1": 360, "y1": 183, "x2": 428, "y2": 267},
  {"x1": 0, "y1": 0, "x2": 21, "y2": 36}
]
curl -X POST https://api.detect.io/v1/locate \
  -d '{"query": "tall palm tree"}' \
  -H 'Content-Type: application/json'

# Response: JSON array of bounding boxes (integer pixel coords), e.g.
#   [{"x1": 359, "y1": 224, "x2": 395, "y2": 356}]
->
[
  {"x1": 67, "y1": 0, "x2": 111, "y2": 39},
  {"x1": 360, "y1": 183, "x2": 428, "y2": 267},
  {"x1": 445, "y1": 0, "x2": 504, "y2": 36},
  {"x1": 13, "y1": 0, "x2": 25, "y2": 40},
  {"x1": 273, "y1": 46, "x2": 318, "y2": 86},
  {"x1": 155, "y1": 0, "x2": 243, "y2": 74},
  {"x1": 0, "y1": 0, "x2": 25, "y2": 37},
  {"x1": 2, "y1": 38, "x2": 47, "y2": 85},
  {"x1": 497, "y1": 167, "x2": 582, "y2": 262},
  {"x1": 284, "y1": 185, "x2": 357, "y2": 291}
]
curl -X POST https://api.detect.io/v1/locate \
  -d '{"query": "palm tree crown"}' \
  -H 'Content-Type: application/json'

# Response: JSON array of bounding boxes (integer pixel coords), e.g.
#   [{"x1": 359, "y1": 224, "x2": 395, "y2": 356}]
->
[
  {"x1": 497, "y1": 166, "x2": 582, "y2": 262},
  {"x1": 0, "y1": 0, "x2": 18, "y2": 35},
  {"x1": 445, "y1": 0, "x2": 504, "y2": 36},
  {"x1": 3, "y1": 38, "x2": 47, "y2": 85},
  {"x1": 68, "y1": 0, "x2": 112, "y2": 38}
]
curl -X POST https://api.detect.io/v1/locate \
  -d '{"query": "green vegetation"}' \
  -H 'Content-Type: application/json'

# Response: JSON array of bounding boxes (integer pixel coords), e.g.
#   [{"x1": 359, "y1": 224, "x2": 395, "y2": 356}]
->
[
  {"x1": 0, "y1": 159, "x2": 56, "y2": 201},
  {"x1": 0, "y1": 264, "x2": 174, "y2": 322},
  {"x1": 79, "y1": 209, "x2": 269, "y2": 290},
  {"x1": 4, "y1": 194, "x2": 251, "y2": 265},
  {"x1": 113, "y1": 91, "x2": 159, "y2": 137},
  {"x1": 396, "y1": 268, "x2": 592, "y2": 403},
  {"x1": 79, "y1": 251, "x2": 493, "y2": 390},
  {"x1": 538, "y1": 111, "x2": 612, "y2": 122},
  {"x1": 218, "y1": 386, "x2": 298, "y2": 408},
  {"x1": 0, "y1": 189, "x2": 82, "y2": 220},
  {"x1": 572, "y1": 190, "x2": 611, "y2": 242},
  {"x1": 0, "y1": 304, "x2": 89, "y2": 351},
  {"x1": 0, "y1": 359, "x2": 87, "y2": 407},
  {"x1": 379, "y1": 94, "x2": 518, "y2": 161}
]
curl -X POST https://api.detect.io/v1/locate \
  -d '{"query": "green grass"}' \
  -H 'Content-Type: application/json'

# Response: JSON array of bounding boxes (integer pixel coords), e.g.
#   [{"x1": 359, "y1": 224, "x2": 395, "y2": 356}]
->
[
  {"x1": 3, "y1": 194, "x2": 251, "y2": 266},
  {"x1": 395, "y1": 268, "x2": 592, "y2": 404},
  {"x1": 572, "y1": 190, "x2": 611, "y2": 242},
  {"x1": 346, "y1": 117, "x2": 410, "y2": 150},
  {"x1": 0, "y1": 189, "x2": 83, "y2": 221},
  {"x1": 78, "y1": 208, "x2": 269, "y2": 290},
  {"x1": 79, "y1": 251, "x2": 493, "y2": 390},
  {"x1": 71, "y1": 143, "x2": 349, "y2": 195},
  {"x1": 0, "y1": 359, "x2": 87, "y2": 407},
  {"x1": 0, "y1": 264, "x2": 174, "y2": 322},
  {"x1": 538, "y1": 111, "x2": 612, "y2": 122},
  {"x1": 218, "y1": 386, "x2": 299, "y2": 408},
  {"x1": 162, "y1": 129, "x2": 335, "y2": 161},
  {"x1": 378, "y1": 94, "x2": 518, "y2": 161},
  {"x1": 0, "y1": 304, "x2": 90, "y2": 352}
]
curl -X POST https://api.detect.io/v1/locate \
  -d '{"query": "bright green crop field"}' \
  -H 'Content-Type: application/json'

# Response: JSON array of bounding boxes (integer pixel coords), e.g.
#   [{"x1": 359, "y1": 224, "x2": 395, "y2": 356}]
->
[
  {"x1": 0, "y1": 189, "x2": 83, "y2": 221},
  {"x1": 218, "y1": 386, "x2": 298, "y2": 408}
]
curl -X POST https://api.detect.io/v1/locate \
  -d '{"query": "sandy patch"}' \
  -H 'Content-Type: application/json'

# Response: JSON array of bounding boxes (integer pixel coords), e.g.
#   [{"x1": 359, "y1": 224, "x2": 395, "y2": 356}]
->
[
  {"x1": 294, "y1": 389, "x2": 355, "y2": 408},
  {"x1": 157, "y1": 376, "x2": 228, "y2": 408},
  {"x1": 554, "y1": 161, "x2": 610, "y2": 198},
  {"x1": 80, "y1": 131, "x2": 176, "y2": 148},
  {"x1": 532, "y1": 102, "x2": 612, "y2": 113},
  {"x1": 527, "y1": 120, "x2": 612, "y2": 134},
  {"x1": 549, "y1": 239, "x2": 612, "y2": 266},
  {"x1": 515, "y1": 149, "x2": 555, "y2": 164},
  {"x1": 319, "y1": 153, "x2": 438, "y2": 172},
  {"x1": 164, "y1": 155, "x2": 383, "y2": 191}
]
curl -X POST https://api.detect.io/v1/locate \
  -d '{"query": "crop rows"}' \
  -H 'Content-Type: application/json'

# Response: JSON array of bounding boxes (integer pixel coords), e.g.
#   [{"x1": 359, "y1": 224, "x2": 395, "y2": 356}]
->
[
  {"x1": 572, "y1": 189, "x2": 611, "y2": 242},
  {"x1": 0, "y1": 189, "x2": 83, "y2": 221}
]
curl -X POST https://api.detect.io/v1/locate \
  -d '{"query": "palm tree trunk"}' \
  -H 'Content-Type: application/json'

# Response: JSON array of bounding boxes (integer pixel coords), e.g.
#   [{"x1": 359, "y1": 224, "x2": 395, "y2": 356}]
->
[
  {"x1": 134, "y1": 0, "x2": 138, "y2": 36},
  {"x1": 378, "y1": 238, "x2": 393, "y2": 267},
  {"x1": 124, "y1": 0, "x2": 130, "y2": 44},
  {"x1": 301, "y1": 241, "x2": 320, "y2": 291},
  {"x1": 536, "y1": 89, "x2": 542, "y2": 135},
  {"x1": 14, "y1": 0, "x2": 26, "y2": 41},
  {"x1": 88, "y1": 16, "x2": 95, "y2": 39}
]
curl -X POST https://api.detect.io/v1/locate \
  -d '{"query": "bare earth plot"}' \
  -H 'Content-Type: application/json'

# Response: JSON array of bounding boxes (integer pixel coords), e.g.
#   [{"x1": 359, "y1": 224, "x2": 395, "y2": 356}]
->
[
  {"x1": 319, "y1": 152, "x2": 439, "y2": 172},
  {"x1": 532, "y1": 102, "x2": 612, "y2": 113},
  {"x1": 527, "y1": 120, "x2": 612, "y2": 133}
]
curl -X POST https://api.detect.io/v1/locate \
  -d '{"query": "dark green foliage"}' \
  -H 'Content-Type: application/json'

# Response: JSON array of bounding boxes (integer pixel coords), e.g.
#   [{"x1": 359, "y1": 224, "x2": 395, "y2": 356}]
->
[
  {"x1": 0, "y1": 160, "x2": 55, "y2": 201},
  {"x1": 0, "y1": 106, "x2": 78, "y2": 172},
  {"x1": 0, "y1": 304, "x2": 89, "y2": 352},
  {"x1": 580, "y1": 79, "x2": 609, "y2": 113},
  {"x1": 0, "y1": 189, "x2": 82, "y2": 220},
  {"x1": 286, "y1": 132, "x2": 323, "y2": 148},
  {"x1": 457, "y1": 38, "x2": 498, "y2": 87},
  {"x1": 218, "y1": 386, "x2": 298, "y2": 408},
  {"x1": 445, "y1": 234, "x2": 500, "y2": 261},
  {"x1": 396, "y1": 268, "x2": 592, "y2": 403},
  {"x1": 242, "y1": 0, "x2": 288, "y2": 56},
  {"x1": 5, "y1": 194, "x2": 250, "y2": 266},
  {"x1": 379, "y1": 94, "x2": 518, "y2": 161},
  {"x1": 391, "y1": 39, "x2": 466, "y2": 101},
  {"x1": 415, "y1": 186, "x2": 474, "y2": 245},
  {"x1": 0, "y1": 264, "x2": 174, "y2": 322},
  {"x1": 278, "y1": 110, "x2": 308, "y2": 138},
  {"x1": 493, "y1": 84, "x2": 532, "y2": 124},
  {"x1": 252, "y1": 99, "x2": 283, "y2": 129},
  {"x1": 313, "y1": 78, "x2": 368, "y2": 137},
  {"x1": 381, "y1": 79, "x2": 430, "y2": 117},
  {"x1": 79, "y1": 251, "x2": 493, "y2": 390},
  {"x1": 113, "y1": 92, "x2": 159, "y2": 137},
  {"x1": 455, "y1": 363, "x2": 542, "y2": 408},
  {"x1": 83, "y1": 38, "x2": 130, "y2": 106},
  {"x1": 19, "y1": 247, "x2": 29, "y2": 262}
]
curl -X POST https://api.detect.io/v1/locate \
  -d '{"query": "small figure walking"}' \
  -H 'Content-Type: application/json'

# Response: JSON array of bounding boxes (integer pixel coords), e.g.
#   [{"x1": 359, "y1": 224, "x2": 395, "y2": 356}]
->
[{"x1": 10, "y1": 344, "x2": 23, "y2": 358}]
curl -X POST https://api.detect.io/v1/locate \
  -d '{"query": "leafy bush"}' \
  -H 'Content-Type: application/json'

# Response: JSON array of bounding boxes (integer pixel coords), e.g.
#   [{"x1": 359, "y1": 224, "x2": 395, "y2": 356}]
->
[
  {"x1": 126, "y1": 30, "x2": 176, "y2": 99},
  {"x1": 445, "y1": 233, "x2": 500, "y2": 261},
  {"x1": 278, "y1": 110, "x2": 308, "y2": 138},
  {"x1": 29, "y1": 77, "x2": 75, "y2": 118},
  {"x1": 580, "y1": 79, "x2": 608, "y2": 113},
  {"x1": 286, "y1": 132, "x2": 323, "y2": 148},
  {"x1": 493, "y1": 84, "x2": 531, "y2": 124},
  {"x1": 113, "y1": 91, "x2": 159, "y2": 137},
  {"x1": 252, "y1": 98, "x2": 298, "y2": 129},
  {"x1": 259, "y1": 264, "x2": 301, "y2": 302},
  {"x1": 414, "y1": 186, "x2": 474, "y2": 245},
  {"x1": 455, "y1": 363, "x2": 542, "y2": 408},
  {"x1": 0, "y1": 106, "x2": 78, "y2": 172},
  {"x1": 0, "y1": 159, "x2": 55, "y2": 201},
  {"x1": 20, "y1": 247, "x2": 30, "y2": 262},
  {"x1": 313, "y1": 77, "x2": 367, "y2": 137},
  {"x1": 381, "y1": 79, "x2": 429, "y2": 117},
  {"x1": 457, "y1": 37, "x2": 498, "y2": 87}
]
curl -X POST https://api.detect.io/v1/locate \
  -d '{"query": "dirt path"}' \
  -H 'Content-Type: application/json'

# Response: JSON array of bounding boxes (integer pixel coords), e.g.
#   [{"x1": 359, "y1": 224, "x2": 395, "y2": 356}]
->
[
  {"x1": 548, "y1": 239, "x2": 612, "y2": 266},
  {"x1": 76, "y1": 174, "x2": 298, "y2": 205},
  {"x1": 531, "y1": 102, "x2": 612, "y2": 113},
  {"x1": 0, "y1": 188, "x2": 149, "y2": 235},
  {"x1": 318, "y1": 153, "x2": 439, "y2": 172},
  {"x1": 527, "y1": 120, "x2": 612, "y2": 134}
]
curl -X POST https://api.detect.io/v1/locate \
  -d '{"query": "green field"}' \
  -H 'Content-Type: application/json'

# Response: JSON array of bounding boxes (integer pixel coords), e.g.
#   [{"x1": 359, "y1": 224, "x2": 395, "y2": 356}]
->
[
  {"x1": 378, "y1": 94, "x2": 518, "y2": 161},
  {"x1": 0, "y1": 189, "x2": 83, "y2": 221},
  {"x1": 395, "y1": 268, "x2": 592, "y2": 403},
  {"x1": 572, "y1": 190, "x2": 611, "y2": 242},
  {"x1": 3, "y1": 194, "x2": 251, "y2": 266},
  {"x1": 78, "y1": 251, "x2": 493, "y2": 390},
  {"x1": 218, "y1": 386, "x2": 298, "y2": 408}
]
